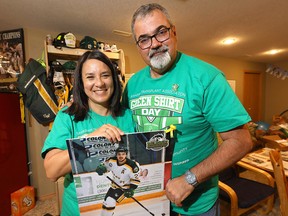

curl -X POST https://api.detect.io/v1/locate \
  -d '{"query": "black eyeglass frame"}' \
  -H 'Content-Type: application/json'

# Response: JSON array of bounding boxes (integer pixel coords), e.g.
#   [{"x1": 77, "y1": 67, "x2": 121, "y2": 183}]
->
[{"x1": 136, "y1": 26, "x2": 172, "y2": 50}]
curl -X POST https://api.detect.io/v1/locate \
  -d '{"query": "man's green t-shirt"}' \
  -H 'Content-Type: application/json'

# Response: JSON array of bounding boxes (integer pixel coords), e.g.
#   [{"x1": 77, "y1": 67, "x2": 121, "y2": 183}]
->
[{"x1": 122, "y1": 52, "x2": 251, "y2": 215}]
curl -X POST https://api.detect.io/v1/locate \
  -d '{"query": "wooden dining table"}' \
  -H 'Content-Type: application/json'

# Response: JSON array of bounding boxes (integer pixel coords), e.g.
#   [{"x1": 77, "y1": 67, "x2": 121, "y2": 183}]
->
[{"x1": 241, "y1": 147, "x2": 288, "y2": 177}]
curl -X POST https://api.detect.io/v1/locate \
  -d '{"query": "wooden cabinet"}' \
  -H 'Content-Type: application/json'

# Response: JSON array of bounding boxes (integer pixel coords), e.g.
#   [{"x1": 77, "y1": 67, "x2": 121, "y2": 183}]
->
[
  {"x1": 0, "y1": 93, "x2": 29, "y2": 216},
  {"x1": 44, "y1": 42, "x2": 125, "y2": 78}
]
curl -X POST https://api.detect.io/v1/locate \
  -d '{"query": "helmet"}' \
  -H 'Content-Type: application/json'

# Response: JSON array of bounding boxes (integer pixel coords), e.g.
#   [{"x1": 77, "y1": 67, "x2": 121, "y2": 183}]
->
[
  {"x1": 116, "y1": 146, "x2": 128, "y2": 154},
  {"x1": 63, "y1": 61, "x2": 77, "y2": 71},
  {"x1": 256, "y1": 121, "x2": 271, "y2": 131},
  {"x1": 47, "y1": 61, "x2": 63, "y2": 85},
  {"x1": 53, "y1": 32, "x2": 76, "y2": 48},
  {"x1": 80, "y1": 36, "x2": 98, "y2": 50},
  {"x1": 51, "y1": 61, "x2": 65, "y2": 89},
  {"x1": 53, "y1": 32, "x2": 66, "y2": 48}
]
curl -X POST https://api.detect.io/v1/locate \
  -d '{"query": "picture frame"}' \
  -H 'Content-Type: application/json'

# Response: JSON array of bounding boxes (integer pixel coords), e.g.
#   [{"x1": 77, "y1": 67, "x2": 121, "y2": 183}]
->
[{"x1": 0, "y1": 28, "x2": 25, "y2": 93}]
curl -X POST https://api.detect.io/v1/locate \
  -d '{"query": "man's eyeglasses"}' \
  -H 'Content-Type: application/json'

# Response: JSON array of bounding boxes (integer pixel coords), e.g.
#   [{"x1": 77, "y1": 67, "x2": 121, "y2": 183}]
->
[{"x1": 136, "y1": 27, "x2": 171, "y2": 50}]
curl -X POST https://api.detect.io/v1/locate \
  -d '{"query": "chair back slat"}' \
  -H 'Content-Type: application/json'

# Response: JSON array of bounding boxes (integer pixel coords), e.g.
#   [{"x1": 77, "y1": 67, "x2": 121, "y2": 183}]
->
[{"x1": 269, "y1": 149, "x2": 288, "y2": 216}]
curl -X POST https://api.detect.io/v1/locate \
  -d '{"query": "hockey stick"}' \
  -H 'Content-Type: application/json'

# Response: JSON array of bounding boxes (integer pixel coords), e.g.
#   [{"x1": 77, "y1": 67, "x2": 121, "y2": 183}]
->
[{"x1": 106, "y1": 176, "x2": 155, "y2": 216}]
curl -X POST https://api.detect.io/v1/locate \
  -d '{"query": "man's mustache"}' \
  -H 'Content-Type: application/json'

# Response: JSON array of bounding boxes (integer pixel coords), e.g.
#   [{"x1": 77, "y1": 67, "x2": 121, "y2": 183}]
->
[{"x1": 149, "y1": 45, "x2": 168, "y2": 58}]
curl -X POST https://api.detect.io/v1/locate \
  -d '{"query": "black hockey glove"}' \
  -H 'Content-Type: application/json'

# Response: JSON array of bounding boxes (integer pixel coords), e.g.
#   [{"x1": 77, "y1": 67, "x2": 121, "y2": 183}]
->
[
  {"x1": 95, "y1": 164, "x2": 107, "y2": 176},
  {"x1": 124, "y1": 188, "x2": 134, "y2": 198}
]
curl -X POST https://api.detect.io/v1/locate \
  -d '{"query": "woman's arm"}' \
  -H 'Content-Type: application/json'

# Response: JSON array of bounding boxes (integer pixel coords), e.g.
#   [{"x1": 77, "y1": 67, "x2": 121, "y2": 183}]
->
[{"x1": 44, "y1": 149, "x2": 71, "y2": 182}]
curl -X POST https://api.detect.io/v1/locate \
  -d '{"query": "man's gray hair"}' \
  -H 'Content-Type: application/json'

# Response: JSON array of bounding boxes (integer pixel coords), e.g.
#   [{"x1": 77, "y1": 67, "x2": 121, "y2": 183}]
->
[{"x1": 131, "y1": 3, "x2": 173, "y2": 41}]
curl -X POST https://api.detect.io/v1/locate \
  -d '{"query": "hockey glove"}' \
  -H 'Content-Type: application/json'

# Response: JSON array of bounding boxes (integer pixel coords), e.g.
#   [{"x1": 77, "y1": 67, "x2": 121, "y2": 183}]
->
[
  {"x1": 124, "y1": 188, "x2": 134, "y2": 198},
  {"x1": 95, "y1": 164, "x2": 107, "y2": 176}
]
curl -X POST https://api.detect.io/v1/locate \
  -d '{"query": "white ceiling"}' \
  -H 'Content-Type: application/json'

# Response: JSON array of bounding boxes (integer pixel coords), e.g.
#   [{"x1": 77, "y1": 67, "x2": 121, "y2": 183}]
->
[{"x1": 0, "y1": 0, "x2": 287, "y2": 64}]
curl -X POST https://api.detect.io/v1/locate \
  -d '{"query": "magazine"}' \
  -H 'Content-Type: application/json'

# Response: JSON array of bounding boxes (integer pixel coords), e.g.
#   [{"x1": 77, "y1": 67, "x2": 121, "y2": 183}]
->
[{"x1": 67, "y1": 130, "x2": 173, "y2": 216}]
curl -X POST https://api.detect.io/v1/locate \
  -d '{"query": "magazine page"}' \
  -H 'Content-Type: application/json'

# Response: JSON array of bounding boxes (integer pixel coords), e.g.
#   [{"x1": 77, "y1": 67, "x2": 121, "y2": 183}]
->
[{"x1": 67, "y1": 130, "x2": 173, "y2": 216}]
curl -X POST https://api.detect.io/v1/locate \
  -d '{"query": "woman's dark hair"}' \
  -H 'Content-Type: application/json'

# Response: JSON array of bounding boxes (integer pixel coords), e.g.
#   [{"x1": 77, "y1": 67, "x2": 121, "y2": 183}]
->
[{"x1": 65, "y1": 50, "x2": 122, "y2": 121}]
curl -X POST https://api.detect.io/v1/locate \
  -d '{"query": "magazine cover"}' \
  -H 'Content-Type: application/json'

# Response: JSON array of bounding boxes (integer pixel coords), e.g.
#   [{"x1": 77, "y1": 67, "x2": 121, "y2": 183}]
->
[{"x1": 67, "y1": 130, "x2": 173, "y2": 216}]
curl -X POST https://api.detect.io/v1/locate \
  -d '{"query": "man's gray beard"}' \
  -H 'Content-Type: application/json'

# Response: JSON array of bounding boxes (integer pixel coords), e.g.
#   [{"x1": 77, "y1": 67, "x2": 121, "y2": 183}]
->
[{"x1": 150, "y1": 51, "x2": 171, "y2": 70}]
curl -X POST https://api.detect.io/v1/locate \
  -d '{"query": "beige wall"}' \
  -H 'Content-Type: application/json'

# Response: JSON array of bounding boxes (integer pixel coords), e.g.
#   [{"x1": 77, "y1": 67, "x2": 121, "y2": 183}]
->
[
  {"x1": 23, "y1": 27, "x2": 282, "y2": 198},
  {"x1": 264, "y1": 61, "x2": 288, "y2": 123},
  {"x1": 109, "y1": 41, "x2": 146, "y2": 74}
]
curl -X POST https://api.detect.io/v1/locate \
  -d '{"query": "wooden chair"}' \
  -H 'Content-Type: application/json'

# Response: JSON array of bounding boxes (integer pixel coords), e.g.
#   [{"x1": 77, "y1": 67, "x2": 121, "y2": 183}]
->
[
  {"x1": 269, "y1": 149, "x2": 288, "y2": 216},
  {"x1": 219, "y1": 161, "x2": 275, "y2": 216}
]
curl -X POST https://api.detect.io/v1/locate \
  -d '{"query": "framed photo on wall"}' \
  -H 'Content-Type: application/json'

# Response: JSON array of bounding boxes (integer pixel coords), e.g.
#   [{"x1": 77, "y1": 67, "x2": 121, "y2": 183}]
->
[{"x1": 0, "y1": 28, "x2": 25, "y2": 93}]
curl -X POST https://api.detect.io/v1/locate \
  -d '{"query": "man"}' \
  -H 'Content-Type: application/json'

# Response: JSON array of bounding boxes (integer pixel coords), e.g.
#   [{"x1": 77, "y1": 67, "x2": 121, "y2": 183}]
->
[
  {"x1": 122, "y1": 3, "x2": 253, "y2": 216},
  {"x1": 96, "y1": 146, "x2": 141, "y2": 216}
]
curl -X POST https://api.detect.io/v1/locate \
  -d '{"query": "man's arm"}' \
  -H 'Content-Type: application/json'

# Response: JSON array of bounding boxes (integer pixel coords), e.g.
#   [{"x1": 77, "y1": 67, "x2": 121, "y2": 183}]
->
[
  {"x1": 193, "y1": 125, "x2": 253, "y2": 183},
  {"x1": 165, "y1": 125, "x2": 253, "y2": 206}
]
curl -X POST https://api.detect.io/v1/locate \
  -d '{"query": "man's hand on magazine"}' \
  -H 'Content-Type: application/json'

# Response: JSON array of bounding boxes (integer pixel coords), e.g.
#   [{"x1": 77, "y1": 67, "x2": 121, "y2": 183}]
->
[
  {"x1": 95, "y1": 164, "x2": 107, "y2": 175},
  {"x1": 124, "y1": 188, "x2": 134, "y2": 198}
]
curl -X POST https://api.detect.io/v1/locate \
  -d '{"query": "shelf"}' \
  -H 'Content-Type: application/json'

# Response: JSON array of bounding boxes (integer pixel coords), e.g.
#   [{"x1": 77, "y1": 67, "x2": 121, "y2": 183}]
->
[
  {"x1": 46, "y1": 45, "x2": 121, "y2": 60},
  {"x1": 44, "y1": 41, "x2": 125, "y2": 77}
]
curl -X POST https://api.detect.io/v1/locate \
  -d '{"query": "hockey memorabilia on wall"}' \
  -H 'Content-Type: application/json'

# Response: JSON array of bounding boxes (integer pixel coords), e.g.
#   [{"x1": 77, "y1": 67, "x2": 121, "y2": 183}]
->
[
  {"x1": 266, "y1": 64, "x2": 288, "y2": 80},
  {"x1": 0, "y1": 28, "x2": 25, "y2": 93},
  {"x1": 67, "y1": 130, "x2": 173, "y2": 215},
  {"x1": 17, "y1": 59, "x2": 58, "y2": 125}
]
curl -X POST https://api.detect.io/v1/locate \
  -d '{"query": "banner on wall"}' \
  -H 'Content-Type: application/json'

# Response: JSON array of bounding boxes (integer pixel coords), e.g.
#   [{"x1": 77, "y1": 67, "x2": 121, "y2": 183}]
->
[
  {"x1": 266, "y1": 64, "x2": 288, "y2": 80},
  {"x1": 0, "y1": 28, "x2": 25, "y2": 93}
]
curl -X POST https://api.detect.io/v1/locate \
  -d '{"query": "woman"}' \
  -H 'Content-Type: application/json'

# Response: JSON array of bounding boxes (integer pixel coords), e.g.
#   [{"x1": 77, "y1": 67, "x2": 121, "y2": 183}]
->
[{"x1": 41, "y1": 50, "x2": 134, "y2": 215}]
